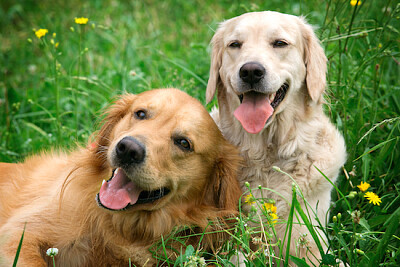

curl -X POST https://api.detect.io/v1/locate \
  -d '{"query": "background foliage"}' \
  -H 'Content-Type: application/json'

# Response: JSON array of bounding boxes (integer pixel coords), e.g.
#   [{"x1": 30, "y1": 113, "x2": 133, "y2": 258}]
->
[{"x1": 1, "y1": 0, "x2": 399, "y2": 265}]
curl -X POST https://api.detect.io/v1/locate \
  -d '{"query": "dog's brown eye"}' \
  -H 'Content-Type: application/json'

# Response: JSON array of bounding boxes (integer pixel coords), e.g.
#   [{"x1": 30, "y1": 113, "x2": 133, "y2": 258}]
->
[
  {"x1": 174, "y1": 138, "x2": 192, "y2": 151},
  {"x1": 229, "y1": 41, "x2": 242, "y2": 48},
  {"x1": 134, "y1": 110, "x2": 147, "y2": 120},
  {"x1": 273, "y1": 40, "x2": 288, "y2": 48}
]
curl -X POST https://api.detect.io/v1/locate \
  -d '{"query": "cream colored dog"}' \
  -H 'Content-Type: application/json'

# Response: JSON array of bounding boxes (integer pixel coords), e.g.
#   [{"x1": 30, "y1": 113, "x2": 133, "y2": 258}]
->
[{"x1": 206, "y1": 11, "x2": 346, "y2": 264}]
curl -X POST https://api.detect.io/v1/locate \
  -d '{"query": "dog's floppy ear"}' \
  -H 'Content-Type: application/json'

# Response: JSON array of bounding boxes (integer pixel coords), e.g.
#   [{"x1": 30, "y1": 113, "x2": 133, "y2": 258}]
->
[
  {"x1": 94, "y1": 94, "x2": 137, "y2": 151},
  {"x1": 301, "y1": 18, "x2": 327, "y2": 103},
  {"x1": 206, "y1": 25, "x2": 224, "y2": 104},
  {"x1": 203, "y1": 142, "x2": 242, "y2": 211}
]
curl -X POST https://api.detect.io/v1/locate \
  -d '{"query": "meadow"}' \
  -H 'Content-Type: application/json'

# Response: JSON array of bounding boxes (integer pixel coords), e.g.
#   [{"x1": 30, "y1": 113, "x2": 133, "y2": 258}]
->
[{"x1": 0, "y1": 0, "x2": 399, "y2": 266}]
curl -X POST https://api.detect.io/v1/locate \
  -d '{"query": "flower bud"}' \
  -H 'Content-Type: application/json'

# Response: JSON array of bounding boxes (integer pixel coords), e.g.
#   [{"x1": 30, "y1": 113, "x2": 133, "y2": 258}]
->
[{"x1": 272, "y1": 166, "x2": 281, "y2": 172}]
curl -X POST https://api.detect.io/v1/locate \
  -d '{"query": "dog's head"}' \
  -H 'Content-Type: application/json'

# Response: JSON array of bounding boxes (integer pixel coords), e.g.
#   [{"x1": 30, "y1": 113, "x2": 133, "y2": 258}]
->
[
  {"x1": 93, "y1": 89, "x2": 241, "y2": 214},
  {"x1": 206, "y1": 11, "x2": 327, "y2": 134}
]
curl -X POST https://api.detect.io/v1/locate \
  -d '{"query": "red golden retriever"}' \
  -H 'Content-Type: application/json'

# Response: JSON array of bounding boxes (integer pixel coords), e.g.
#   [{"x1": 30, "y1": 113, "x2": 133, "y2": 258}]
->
[{"x1": 0, "y1": 89, "x2": 242, "y2": 266}]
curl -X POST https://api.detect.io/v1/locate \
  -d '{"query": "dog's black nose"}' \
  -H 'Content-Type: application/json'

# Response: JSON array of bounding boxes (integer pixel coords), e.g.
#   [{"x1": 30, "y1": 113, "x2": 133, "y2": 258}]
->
[
  {"x1": 116, "y1": 137, "x2": 145, "y2": 164},
  {"x1": 239, "y1": 62, "x2": 265, "y2": 86}
]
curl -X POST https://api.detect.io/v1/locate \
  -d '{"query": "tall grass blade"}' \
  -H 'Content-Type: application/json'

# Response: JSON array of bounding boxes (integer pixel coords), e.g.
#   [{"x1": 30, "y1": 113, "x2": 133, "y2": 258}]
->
[
  {"x1": 12, "y1": 223, "x2": 26, "y2": 267},
  {"x1": 353, "y1": 138, "x2": 396, "y2": 162},
  {"x1": 283, "y1": 186, "x2": 296, "y2": 267},
  {"x1": 293, "y1": 198, "x2": 324, "y2": 257},
  {"x1": 370, "y1": 206, "x2": 400, "y2": 265}
]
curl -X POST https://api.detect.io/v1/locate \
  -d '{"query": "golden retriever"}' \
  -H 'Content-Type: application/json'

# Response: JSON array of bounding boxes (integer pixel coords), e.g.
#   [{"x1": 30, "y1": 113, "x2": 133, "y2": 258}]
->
[
  {"x1": 0, "y1": 89, "x2": 242, "y2": 266},
  {"x1": 206, "y1": 11, "x2": 346, "y2": 264}
]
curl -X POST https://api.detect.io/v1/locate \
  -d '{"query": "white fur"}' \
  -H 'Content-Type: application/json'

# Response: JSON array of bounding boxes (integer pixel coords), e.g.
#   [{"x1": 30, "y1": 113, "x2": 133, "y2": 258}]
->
[{"x1": 206, "y1": 11, "x2": 346, "y2": 264}]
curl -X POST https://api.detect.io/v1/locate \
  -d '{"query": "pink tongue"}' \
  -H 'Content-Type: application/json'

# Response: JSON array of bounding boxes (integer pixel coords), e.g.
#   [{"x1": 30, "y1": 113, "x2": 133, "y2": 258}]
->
[
  {"x1": 234, "y1": 92, "x2": 274, "y2": 134},
  {"x1": 98, "y1": 169, "x2": 142, "y2": 210}
]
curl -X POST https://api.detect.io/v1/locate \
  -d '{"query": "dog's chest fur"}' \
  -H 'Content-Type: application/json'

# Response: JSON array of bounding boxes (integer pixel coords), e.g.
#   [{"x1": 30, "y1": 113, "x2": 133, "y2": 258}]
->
[{"x1": 215, "y1": 108, "x2": 346, "y2": 218}]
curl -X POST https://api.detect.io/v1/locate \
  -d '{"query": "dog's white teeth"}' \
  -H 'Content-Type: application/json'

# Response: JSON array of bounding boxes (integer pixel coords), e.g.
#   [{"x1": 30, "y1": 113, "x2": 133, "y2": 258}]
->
[
  {"x1": 269, "y1": 93, "x2": 276, "y2": 102},
  {"x1": 102, "y1": 179, "x2": 106, "y2": 186}
]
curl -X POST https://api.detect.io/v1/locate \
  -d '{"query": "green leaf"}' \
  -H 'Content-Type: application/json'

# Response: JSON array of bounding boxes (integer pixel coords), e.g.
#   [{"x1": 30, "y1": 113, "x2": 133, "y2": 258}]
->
[
  {"x1": 289, "y1": 255, "x2": 310, "y2": 267},
  {"x1": 184, "y1": 245, "x2": 195, "y2": 258},
  {"x1": 321, "y1": 253, "x2": 337, "y2": 265},
  {"x1": 359, "y1": 217, "x2": 370, "y2": 232}
]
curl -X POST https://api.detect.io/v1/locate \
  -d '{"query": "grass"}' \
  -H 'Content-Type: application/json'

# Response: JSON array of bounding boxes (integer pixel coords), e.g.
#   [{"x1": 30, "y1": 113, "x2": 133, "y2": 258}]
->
[{"x1": 1, "y1": 0, "x2": 399, "y2": 266}]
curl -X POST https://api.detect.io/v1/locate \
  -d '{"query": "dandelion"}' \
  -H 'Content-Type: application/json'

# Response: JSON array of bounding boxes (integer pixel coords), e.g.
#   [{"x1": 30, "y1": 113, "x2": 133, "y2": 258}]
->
[
  {"x1": 357, "y1": 181, "x2": 370, "y2": 192},
  {"x1": 364, "y1": 192, "x2": 382, "y2": 206},
  {"x1": 350, "y1": 0, "x2": 361, "y2": 6},
  {"x1": 262, "y1": 202, "x2": 277, "y2": 214},
  {"x1": 75, "y1": 17, "x2": 89, "y2": 25},
  {"x1": 244, "y1": 193, "x2": 255, "y2": 205},
  {"x1": 35, "y1": 28, "x2": 48, "y2": 39}
]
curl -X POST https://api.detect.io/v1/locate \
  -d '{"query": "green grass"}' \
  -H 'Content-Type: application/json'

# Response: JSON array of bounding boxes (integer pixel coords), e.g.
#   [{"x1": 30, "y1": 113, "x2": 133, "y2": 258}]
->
[{"x1": 1, "y1": 0, "x2": 399, "y2": 266}]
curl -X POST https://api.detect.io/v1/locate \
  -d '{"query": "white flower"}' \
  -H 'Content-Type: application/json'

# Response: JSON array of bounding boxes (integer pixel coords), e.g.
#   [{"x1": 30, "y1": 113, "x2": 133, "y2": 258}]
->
[
  {"x1": 46, "y1": 247, "x2": 59, "y2": 257},
  {"x1": 184, "y1": 255, "x2": 206, "y2": 267}
]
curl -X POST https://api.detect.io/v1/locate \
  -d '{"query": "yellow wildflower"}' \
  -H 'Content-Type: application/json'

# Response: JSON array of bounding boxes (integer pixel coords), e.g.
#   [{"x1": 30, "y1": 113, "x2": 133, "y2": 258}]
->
[
  {"x1": 244, "y1": 194, "x2": 255, "y2": 205},
  {"x1": 350, "y1": 0, "x2": 361, "y2": 6},
  {"x1": 35, "y1": 29, "x2": 48, "y2": 39},
  {"x1": 364, "y1": 192, "x2": 382, "y2": 206},
  {"x1": 75, "y1": 17, "x2": 89, "y2": 25},
  {"x1": 262, "y1": 203, "x2": 277, "y2": 214},
  {"x1": 268, "y1": 213, "x2": 278, "y2": 224},
  {"x1": 357, "y1": 181, "x2": 370, "y2": 192}
]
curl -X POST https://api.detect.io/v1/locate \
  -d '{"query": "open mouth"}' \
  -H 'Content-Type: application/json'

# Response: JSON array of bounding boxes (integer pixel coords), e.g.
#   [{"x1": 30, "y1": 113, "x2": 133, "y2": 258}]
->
[
  {"x1": 238, "y1": 83, "x2": 289, "y2": 108},
  {"x1": 96, "y1": 168, "x2": 170, "y2": 211},
  {"x1": 234, "y1": 83, "x2": 289, "y2": 134}
]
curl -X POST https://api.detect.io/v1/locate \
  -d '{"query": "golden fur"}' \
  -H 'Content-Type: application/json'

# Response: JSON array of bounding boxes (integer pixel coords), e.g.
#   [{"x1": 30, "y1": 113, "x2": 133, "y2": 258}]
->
[
  {"x1": 0, "y1": 89, "x2": 242, "y2": 266},
  {"x1": 206, "y1": 11, "x2": 347, "y2": 264}
]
